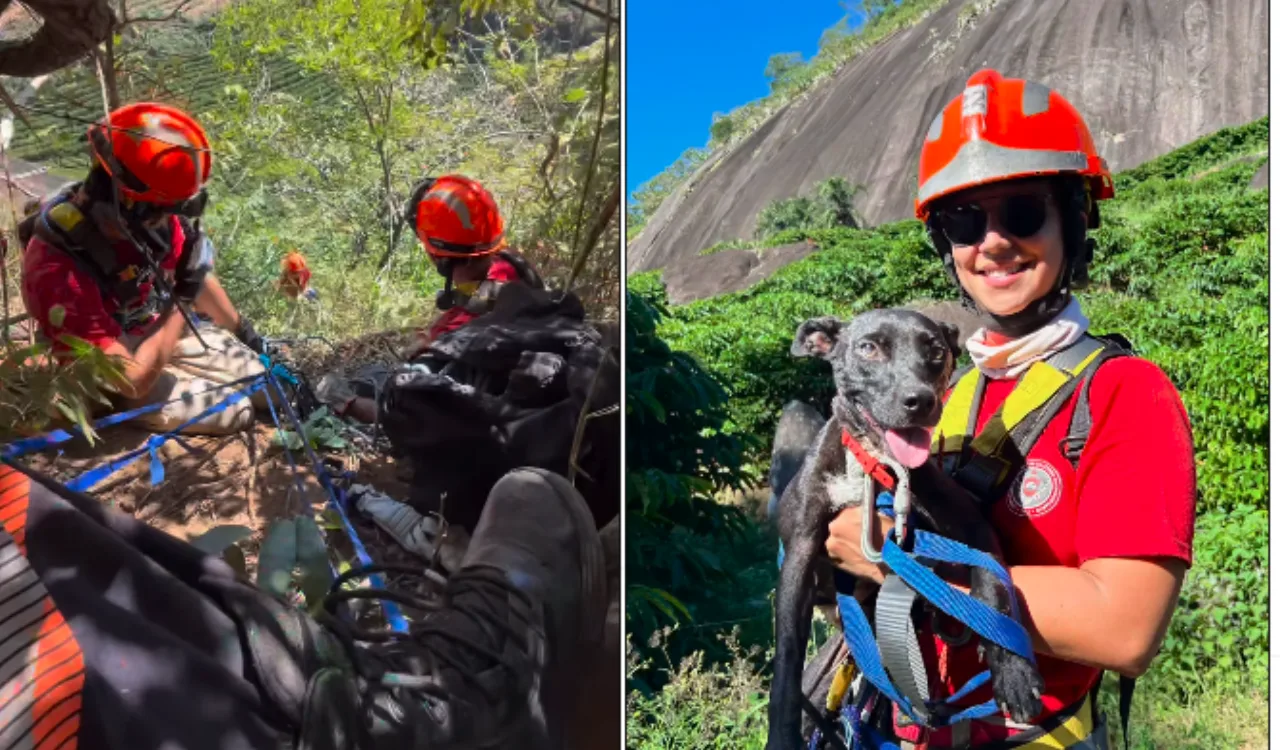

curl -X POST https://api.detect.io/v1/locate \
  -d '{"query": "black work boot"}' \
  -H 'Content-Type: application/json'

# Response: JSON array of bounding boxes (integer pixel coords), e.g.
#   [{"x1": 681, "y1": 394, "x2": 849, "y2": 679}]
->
[{"x1": 298, "y1": 467, "x2": 609, "y2": 749}]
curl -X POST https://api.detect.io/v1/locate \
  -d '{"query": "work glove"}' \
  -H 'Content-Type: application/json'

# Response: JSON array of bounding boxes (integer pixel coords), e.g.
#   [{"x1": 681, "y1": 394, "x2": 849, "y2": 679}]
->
[{"x1": 235, "y1": 315, "x2": 266, "y2": 355}]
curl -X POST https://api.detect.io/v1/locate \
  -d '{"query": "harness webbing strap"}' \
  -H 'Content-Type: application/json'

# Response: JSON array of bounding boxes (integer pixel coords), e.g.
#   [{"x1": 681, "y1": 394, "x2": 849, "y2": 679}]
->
[
  {"x1": 33, "y1": 199, "x2": 164, "y2": 330},
  {"x1": 1, "y1": 374, "x2": 264, "y2": 461},
  {"x1": 1119, "y1": 675, "x2": 1134, "y2": 750},
  {"x1": 937, "y1": 337, "x2": 1111, "y2": 506},
  {"x1": 66, "y1": 378, "x2": 267, "y2": 491},
  {"x1": 875, "y1": 574, "x2": 929, "y2": 713}
]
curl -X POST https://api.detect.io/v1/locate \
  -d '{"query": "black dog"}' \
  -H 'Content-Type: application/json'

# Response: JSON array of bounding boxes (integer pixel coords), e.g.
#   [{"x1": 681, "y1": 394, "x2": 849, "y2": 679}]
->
[{"x1": 766, "y1": 308, "x2": 1043, "y2": 750}]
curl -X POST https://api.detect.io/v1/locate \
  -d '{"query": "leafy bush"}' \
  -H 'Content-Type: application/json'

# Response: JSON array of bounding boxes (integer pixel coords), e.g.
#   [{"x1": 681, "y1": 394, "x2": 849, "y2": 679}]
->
[
  {"x1": 625, "y1": 118, "x2": 1270, "y2": 734},
  {"x1": 754, "y1": 176, "x2": 864, "y2": 238},
  {"x1": 627, "y1": 291, "x2": 783, "y2": 690},
  {"x1": 0, "y1": 336, "x2": 128, "y2": 444}
]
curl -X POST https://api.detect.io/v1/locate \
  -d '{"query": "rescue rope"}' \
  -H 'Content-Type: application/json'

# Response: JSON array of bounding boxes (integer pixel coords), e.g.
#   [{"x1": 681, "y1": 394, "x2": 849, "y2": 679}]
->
[{"x1": 0, "y1": 355, "x2": 410, "y2": 633}]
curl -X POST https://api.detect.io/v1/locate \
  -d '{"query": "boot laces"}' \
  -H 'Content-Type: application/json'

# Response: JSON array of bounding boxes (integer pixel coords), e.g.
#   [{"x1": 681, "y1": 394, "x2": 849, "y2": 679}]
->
[{"x1": 318, "y1": 563, "x2": 540, "y2": 708}]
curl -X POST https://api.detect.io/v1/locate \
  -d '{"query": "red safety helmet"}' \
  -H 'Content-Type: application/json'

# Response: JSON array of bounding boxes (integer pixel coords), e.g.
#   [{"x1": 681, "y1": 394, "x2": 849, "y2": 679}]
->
[
  {"x1": 411, "y1": 175, "x2": 506, "y2": 259},
  {"x1": 87, "y1": 102, "x2": 212, "y2": 206},
  {"x1": 915, "y1": 69, "x2": 1114, "y2": 221}
]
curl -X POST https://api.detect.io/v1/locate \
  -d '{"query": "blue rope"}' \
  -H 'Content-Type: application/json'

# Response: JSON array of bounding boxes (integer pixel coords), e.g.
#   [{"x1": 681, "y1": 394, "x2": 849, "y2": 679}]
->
[
  {"x1": 261, "y1": 363, "x2": 410, "y2": 634},
  {"x1": 1, "y1": 373, "x2": 265, "y2": 461},
  {"x1": 66, "y1": 378, "x2": 268, "y2": 491},
  {"x1": 259, "y1": 374, "x2": 313, "y2": 515}
]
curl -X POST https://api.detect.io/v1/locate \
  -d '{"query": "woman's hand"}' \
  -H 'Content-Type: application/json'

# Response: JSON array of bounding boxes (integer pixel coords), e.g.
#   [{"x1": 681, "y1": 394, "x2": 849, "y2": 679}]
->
[{"x1": 825, "y1": 506, "x2": 895, "y2": 584}]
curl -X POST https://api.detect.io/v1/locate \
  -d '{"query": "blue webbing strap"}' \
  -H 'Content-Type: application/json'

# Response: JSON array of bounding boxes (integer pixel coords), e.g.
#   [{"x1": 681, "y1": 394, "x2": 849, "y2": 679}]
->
[
  {"x1": 1, "y1": 373, "x2": 266, "y2": 461},
  {"x1": 66, "y1": 378, "x2": 268, "y2": 492},
  {"x1": 809, "y1": 490, "x2": 1036, "y2": 731},
  {"x1": 5, "y1": 349, "x2": 409, "y2": 634},
  {"x1": 881, "y1": 532, "x2": 1033, "y2": 661},
  {"x1": 261, "y1": 365, "x2": 410, "y2": 634}
]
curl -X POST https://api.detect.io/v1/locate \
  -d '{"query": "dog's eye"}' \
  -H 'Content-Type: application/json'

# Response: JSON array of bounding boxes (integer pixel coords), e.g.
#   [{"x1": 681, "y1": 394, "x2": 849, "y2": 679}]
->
[{"x1": 856, "y1": 340, "x2": 879, "y2": 358}]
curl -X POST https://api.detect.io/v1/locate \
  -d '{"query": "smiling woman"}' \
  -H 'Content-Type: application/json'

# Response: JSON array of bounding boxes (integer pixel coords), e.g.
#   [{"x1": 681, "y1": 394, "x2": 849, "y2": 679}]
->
[{"x1": 819, "y1": 69, "x2": 1197, "y2": 750}]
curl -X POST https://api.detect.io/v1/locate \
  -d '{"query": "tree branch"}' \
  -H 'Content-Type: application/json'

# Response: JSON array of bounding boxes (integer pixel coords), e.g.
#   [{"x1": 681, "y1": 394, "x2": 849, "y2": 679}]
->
[
  {"x1": 562, "y1": 0, "x2": 618, "y2": 24},
  {"x1": 566, "y1": 0, "x2": 612, "y2": 268},
  {"x1": 566, "y1": 180, "x2": 618, "y2": 290},
  {"x1": 0, "y1": 83, "x2": 33, "y2": 130}
]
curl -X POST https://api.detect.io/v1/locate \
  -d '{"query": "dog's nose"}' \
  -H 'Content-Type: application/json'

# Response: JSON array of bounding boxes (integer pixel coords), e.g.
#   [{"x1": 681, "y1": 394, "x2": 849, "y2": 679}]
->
[{"x1": 902, "y1": 389, "x2": 937, "y2": 416}]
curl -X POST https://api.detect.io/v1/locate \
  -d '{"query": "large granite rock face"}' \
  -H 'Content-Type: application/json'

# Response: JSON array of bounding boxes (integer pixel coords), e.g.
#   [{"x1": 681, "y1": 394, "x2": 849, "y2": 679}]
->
[
  {"x1": 629, "y1": 0, "x2": 1268, "y2": 275},
  {"x1": 662, "y1": 241, "x2": 820, "y2": 305}
]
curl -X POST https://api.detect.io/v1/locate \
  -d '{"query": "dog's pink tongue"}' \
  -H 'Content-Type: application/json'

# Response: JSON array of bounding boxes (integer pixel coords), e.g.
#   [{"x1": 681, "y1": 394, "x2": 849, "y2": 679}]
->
[{"x1": 885, "y1": 428, "x2": 932, "y2": 468}]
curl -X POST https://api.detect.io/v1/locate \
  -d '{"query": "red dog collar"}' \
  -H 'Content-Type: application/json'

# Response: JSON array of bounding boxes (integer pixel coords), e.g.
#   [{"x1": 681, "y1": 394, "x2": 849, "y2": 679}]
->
[{"x1": 841, "y1": 429, "x2": 897, "y2": 491}]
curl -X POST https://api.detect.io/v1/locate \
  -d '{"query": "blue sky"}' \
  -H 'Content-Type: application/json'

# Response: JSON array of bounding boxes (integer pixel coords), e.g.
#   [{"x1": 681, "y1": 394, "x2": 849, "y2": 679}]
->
[{"x1": 625, "y1": 1, "x2": 852, "y2": 198}]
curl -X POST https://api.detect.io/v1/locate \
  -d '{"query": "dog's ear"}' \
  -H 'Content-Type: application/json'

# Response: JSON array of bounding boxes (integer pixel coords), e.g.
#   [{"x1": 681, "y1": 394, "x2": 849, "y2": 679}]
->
[
  {"x1": 937, "y1": 321, "x2": 963, "y2": 360},
  {"x1": 791, "y1": 317, "x2": 844, "y2": 358}
]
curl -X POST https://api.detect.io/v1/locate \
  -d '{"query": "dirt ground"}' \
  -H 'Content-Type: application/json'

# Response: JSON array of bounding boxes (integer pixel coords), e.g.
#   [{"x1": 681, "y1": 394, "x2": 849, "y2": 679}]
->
[
  {"x1": 14, "y1": 325, "x2": 441, "y2": 589},
  {"x1": 21, "y1": 416, "x2": 425, "y2": 570}
]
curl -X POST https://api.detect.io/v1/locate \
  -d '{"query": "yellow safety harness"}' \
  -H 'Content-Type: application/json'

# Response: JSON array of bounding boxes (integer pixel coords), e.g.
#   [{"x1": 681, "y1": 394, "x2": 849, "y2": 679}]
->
[{"x1": 921, "y1": 333, "x2": 1134, "y2": 750}]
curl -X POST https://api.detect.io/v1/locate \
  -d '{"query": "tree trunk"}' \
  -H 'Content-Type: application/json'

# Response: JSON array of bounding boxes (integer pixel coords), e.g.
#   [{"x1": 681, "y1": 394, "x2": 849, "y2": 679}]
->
[
  {"x1": 0, "y1": 0, "x2": 115, "y2": 77},
  {"x1": 96, "y1": 31, "x2": 121, "y2": 110}
]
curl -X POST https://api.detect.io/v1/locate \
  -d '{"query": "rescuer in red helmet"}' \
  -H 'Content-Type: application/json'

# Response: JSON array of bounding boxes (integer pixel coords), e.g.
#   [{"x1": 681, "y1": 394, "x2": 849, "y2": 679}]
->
[
  {"x1": 816, "y1": 70, "x2": 1195, "y2": 749},
  {"x1": 18, "y1": 102, "x2": 268, "y2": 435},
  {"x1": 315, "y1": 174, "x2": 544, "y2": 422}
]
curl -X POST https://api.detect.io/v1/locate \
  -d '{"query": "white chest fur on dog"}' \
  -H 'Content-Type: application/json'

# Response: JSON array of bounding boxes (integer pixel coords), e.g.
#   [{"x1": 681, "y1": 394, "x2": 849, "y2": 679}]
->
[
  {"x1": 822, "y1": 448, "x2": 875, "y2": 511},
  {"x1": 821, "y1": 442, "x2": 914, "y2": 565}
]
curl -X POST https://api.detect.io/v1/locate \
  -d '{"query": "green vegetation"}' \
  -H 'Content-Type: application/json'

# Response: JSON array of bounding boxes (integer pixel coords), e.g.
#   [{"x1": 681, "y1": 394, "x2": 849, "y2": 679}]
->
[
  {"x1": 626, "y1": 118, "x2": 1269, "y2": 749},
  {"x1": 755, "y1": 175, "x2": 865, "y2": 238},
  {"x1": 627, "y1": 0, "x2": 950, "y2": 239},
  {"x1": 2, "y1": 0, "x2": 618, "y2": 440}
]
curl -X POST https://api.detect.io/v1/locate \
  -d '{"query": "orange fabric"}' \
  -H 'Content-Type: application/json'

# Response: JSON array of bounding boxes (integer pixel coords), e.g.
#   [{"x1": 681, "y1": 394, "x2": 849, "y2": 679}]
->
[
  {"x1": 89, "y1": 102, "x2": 211, "y2": 205},
  {"x1": 915, "y1": 69, "x2": 1114, "y2": 218},
  {"x1": 0, "y1": 464, "x2": 31, "y2": 553},
  {"x1": 0, "y1": 464, "x2": 85, "y2": 749}
]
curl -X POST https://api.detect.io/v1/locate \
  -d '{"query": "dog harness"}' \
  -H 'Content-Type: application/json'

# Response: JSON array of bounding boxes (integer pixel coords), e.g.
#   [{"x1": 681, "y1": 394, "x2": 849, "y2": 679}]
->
[{"x1": 807, "y1": 333, "x2": 1135, "y2": 750}]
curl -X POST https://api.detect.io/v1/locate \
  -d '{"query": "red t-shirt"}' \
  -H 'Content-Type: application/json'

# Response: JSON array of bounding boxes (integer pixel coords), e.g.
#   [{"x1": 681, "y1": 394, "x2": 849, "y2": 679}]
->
[
  {"x1": 914, "y1": 356, "x2": 1196, "y2": 746},
  {"x1": 422, "y1": 258, "x2": 521, "y2": 342},
  {"x1": 21, "y1": 214, "x2": 186, "y2": 349}
]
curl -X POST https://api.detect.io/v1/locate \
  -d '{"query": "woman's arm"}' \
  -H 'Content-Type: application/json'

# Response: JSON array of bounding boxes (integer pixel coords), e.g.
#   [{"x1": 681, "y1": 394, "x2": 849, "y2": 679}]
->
[{"x1": 1009, "y1": 557, "x2": 1185, "y2": 677}]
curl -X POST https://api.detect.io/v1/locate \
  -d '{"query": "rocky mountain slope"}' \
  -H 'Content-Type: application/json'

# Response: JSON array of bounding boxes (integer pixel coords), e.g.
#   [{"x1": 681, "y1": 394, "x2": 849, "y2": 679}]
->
[{"x1": 628, "y1": 0, "x2": 1268, "y2": 275}]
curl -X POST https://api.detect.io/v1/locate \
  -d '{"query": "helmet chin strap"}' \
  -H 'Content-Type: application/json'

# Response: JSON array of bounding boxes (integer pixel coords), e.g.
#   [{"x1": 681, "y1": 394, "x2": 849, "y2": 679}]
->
[{"x1": 434, "y1": 257, "x2": 461, "y2": 311}]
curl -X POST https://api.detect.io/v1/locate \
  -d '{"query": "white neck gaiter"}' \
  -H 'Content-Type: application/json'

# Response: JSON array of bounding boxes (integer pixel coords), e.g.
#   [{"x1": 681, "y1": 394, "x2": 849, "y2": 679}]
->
[{"x1": 966, "y1": 297, "x2": 1090, "y2": 380}]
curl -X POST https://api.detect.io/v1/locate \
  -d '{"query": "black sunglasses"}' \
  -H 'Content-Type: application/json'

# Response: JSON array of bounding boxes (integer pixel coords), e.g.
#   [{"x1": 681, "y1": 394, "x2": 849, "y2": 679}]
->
[{"x1": 933, "y1": 193, "x2": 1050, "y2": 247}]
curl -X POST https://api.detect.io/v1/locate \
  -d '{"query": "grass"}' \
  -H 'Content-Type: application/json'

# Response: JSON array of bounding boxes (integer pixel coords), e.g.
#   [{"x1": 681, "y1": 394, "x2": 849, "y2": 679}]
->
[{"x1": 628, "y1": 604, "x2": 1270, "y2": 750}]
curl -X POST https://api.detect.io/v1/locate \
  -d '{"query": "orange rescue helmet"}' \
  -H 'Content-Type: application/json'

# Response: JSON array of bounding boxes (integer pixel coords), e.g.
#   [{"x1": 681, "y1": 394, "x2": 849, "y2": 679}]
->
[
  {"x1": 87, "y1": 102, "x2": 212, "y2": 206},
  {"x1": 412, "y1": 175, "x2": 506, "y2": 259},
  {"x1": 278, "y1": 250, "x2": 312, "y2": 298},
  {"x1": 914, "y1": 69, "x2": 1114, "y2": 221}
]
